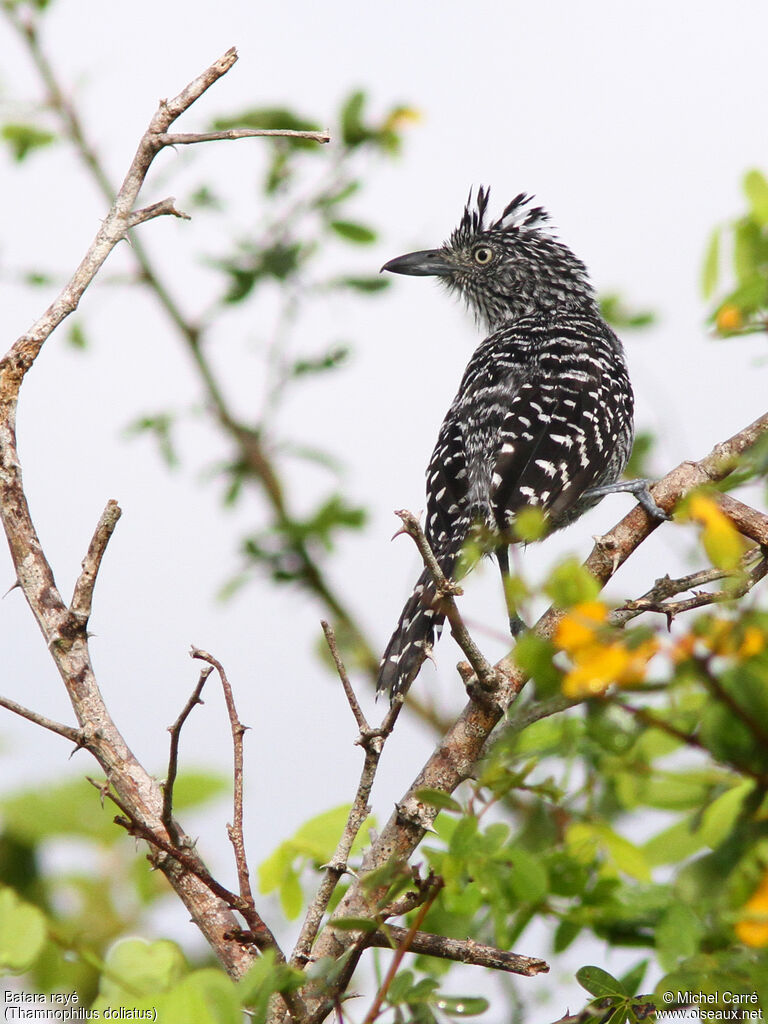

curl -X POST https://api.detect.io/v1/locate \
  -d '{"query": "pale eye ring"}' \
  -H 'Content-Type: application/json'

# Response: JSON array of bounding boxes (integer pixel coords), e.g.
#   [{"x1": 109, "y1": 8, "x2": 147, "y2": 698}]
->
[{"x1": 473, "y1": 246, "x2": 493, "y2": 265}]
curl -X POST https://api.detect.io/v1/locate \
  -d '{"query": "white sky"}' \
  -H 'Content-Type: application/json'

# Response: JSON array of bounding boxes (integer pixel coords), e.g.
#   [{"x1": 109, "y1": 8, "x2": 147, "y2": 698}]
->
[{"x1": 1, "y1": 0, "x2": 768, "y2": 1015}]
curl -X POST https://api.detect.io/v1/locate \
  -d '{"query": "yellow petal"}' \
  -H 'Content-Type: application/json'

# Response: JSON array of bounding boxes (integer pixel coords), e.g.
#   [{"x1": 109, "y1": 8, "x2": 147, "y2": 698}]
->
[{"x1": 735, "y1": 872, "x2": 768, "y2": 948}]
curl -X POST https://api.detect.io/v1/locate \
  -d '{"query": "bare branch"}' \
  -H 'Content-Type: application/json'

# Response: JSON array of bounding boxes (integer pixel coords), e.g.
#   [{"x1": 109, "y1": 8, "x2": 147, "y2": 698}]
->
[
  {"x1": 70, "y1": 499, "x2": 122, "y2": 624},
  {"x1": 162, "y1": 666, "x2": 213, "y2": 840},
  {"x1": 0, "y1": 694, "x2": 83, "y2": 745},
  {"x1": 367, "y1": 926, "x2": 549, "y2": 976},
  {"x1": 292, "y1": 634, "x2": 403, "y2": 966},
  {"x1": 156, "y1": 128, "x2": 331, "y2": 146},
  {"x1": 190, "y1": 648, "x2": 253, "y2": 908}
]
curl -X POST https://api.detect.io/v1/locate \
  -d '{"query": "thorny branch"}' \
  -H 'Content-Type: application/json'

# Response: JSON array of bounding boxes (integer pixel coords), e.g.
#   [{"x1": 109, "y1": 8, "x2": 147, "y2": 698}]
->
[
  {"x1": 291, "y1": 624, "x2": 401, "y2": 966},
  {"x1": 299, "y1": 409, "x2": 768, "y2": 1022},
  {"x1": 162, "y1": 665, "x2": 213, "y2": 842},
  {"x1": 0, "y1": 44, "x2": 330, "y2": 982},
  {"x1": 366, "y1": 926, "x2": 548, "y2": 976},
  {"x1": 613, "y1": 544, "x2": 768, "y2": 627},
  {"x1": 190, "y1": 648, "x2": 254, "y2": 910}
]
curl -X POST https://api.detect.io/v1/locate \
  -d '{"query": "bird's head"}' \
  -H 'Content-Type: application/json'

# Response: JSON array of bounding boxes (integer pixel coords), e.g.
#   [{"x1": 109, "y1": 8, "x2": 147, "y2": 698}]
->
[{"x1": 381, "y1": 187, "x2": 597, "y2": 328}]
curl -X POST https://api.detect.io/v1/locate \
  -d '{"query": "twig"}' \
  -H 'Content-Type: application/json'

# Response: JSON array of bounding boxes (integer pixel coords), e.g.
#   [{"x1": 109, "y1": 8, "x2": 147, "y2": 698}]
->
[
  {"x1": 292, "y1": 630, "x2": 402, "y2": 966},
  {"x1": 361, "y1": 879, "x2": 443, "y2": 1024},
  {"x1": 156, "y1": 128, "x2": 331, "y2": 145},
  {"x1": 126, "y1": 198, "x2": 191, "y2": 228},
  {"x1": 190, "y1": 648, "x2": 253, "y2": 908},
  {"x1": 0, "y1": 694, "x2": 83, "y2": 745},
  {"x1": 612, "y1": 546, "x2": 768, "y2": 626},
  {"x1": 394, "y1": 510, "x2": 504, "y2": 694},
  {"x1": 696, "y1": 655, "x2": 768, "y2": 750},
  {"x1": 366, "y1": 927, "x2": 548, "y2": 976},
  {"x1": 70, "y1": 500, "x2": 122, "y2": 624},
  {"x1": 608, "y1": 698, "x2": 768, "y2": 789},
  {"x1": 321, "y1": 620, "x2": 370, "y2": 733},
  {"x1": 162, "y1": 665, "x2": 213, "y2": 840}
]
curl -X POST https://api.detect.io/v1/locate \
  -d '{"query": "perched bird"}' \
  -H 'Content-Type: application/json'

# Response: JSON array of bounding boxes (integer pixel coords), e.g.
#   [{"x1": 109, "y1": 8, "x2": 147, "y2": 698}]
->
[{"x1": 377, "y1": 188, "x2": 665, "y2": 701}]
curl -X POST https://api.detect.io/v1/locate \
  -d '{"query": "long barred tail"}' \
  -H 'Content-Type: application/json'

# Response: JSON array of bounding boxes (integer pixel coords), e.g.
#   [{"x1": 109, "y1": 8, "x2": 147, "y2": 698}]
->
[{"x1": 376, "y1": 567, "x2": 445, "y2": 702}]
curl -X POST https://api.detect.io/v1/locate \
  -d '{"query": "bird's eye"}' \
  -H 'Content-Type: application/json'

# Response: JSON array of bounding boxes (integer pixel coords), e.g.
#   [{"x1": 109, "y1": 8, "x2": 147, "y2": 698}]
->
[{"x1": 473, "y1": 246, "x2": 493, "y2": 265}]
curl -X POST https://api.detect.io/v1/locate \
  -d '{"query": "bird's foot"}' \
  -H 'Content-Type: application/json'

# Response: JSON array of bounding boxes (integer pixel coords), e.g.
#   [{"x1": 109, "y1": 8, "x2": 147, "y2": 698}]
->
[{"x1": 583, "y1": 478, "x2": 671, "y2": 521}]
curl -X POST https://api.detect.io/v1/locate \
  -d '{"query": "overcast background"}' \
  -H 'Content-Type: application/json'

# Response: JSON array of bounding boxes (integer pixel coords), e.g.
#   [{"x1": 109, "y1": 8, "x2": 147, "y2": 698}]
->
[{"x1": 1, "y1": 0, "x2": 767, "y2": 1015}]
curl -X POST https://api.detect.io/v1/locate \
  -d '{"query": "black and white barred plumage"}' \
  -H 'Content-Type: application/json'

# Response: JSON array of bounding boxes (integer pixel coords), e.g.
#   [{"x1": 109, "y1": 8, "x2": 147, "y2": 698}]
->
[{"x1": 376, "y1": 188, "x2": 636, "y2": 701}]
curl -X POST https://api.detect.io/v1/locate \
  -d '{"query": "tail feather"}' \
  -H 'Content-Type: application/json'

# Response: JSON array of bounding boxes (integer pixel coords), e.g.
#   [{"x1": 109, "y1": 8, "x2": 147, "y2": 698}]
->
[{"x1": 376, "y1": 567, "x2": 445, "y2": 701}]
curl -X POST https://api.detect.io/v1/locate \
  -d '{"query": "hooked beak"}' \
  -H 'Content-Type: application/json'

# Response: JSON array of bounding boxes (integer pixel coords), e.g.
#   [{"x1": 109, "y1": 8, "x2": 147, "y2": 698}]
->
[{"x1": 380, "y1": 248, "x2": 454, "y2": 277}]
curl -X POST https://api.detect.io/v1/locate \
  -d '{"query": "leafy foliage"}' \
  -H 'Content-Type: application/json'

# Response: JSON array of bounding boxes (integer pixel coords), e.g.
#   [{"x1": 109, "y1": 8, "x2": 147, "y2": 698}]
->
[{"x1": 704, "y1": 168, "x2": 768, "y2": 335}]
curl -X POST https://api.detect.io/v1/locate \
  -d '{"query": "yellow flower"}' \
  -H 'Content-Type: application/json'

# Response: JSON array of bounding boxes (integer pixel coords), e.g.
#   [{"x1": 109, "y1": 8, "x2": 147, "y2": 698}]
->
[
  {"x1": 555, "y1": 601, "x2": 609, "y2": 654},
  {"x1": 716, "y1": 304, "x2": 743, "y2": 333},
  {"x1": 739, "y1": 626, "x2": 765, "y2": 659},
  {"x1": 686, "y1": 494, "x2": 744, "y2": 570},
  {"x1": 562, "y1": 643, "x2": 632, "y2": 698},
  {"x1": 562, "y1": 637, "x2": 659, "y2": 699},
  {"x1": 735, "y1": 871, "x2": 768, "y2": 948}
]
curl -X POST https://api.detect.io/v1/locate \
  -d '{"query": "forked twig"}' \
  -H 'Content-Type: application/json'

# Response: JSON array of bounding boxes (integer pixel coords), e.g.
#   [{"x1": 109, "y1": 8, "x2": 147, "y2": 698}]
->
[{"x1": 162, "y1": 665, "x2": 213, "y2": 840}]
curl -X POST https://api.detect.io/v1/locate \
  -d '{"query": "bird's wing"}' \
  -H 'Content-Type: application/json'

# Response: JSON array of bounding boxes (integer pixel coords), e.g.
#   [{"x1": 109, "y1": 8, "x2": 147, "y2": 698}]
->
[{"x1": 489, "y1": 371, "x2": 608, "y2": 533}]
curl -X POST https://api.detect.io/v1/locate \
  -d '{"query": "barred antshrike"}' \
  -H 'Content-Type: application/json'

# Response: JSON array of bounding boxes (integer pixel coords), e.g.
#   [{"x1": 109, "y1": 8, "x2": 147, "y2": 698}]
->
[{"x1": 377, "y1": 188, "x2": 666, "y2": 701}]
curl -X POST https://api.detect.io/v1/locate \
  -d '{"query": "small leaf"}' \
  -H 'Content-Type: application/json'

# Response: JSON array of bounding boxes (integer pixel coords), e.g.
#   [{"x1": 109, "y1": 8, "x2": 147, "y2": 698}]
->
[
  {"x1": 329, "y1": 916, "x2": 379, "y2": 932},
  {"x1": 576, "y1": 965, "x2": 627, "y2": 998},
  {"x1": 0, "y1": 888, "x2": 47, "y2": 973},
  {"x1": 744, "y1": 169, "x2": 768, "y2": 226},
  {"x1": 414, "y1": 788, "x2": 462, "y2": 813},
  {"x1": 434, "y1": 996, "x2": 490, "y2": 1016},
  {"x1": 701, "y1": 228, "x2": 721, "y2": 298},
  {"x1": 1, "y1": 123, "x2": 56, "y2": 162},
  {"x1": 544, "y1": 558, "x2": 600, "y2": 607},
  {"x1": 336, "y1": 275, "x2": 390, "y2": 292},
  {"x1": 329, "y1": 220, "x2": 377, "y2": 244}
]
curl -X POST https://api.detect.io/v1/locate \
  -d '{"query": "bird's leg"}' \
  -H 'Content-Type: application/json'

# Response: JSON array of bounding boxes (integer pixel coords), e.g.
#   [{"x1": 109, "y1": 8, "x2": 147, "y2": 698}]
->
[
  {"x1": 496, "y1": 545, "x2": 527, "y2": 637},
  {"x1": 583, "y1": 478, "x2": 671, "y2": 521}
]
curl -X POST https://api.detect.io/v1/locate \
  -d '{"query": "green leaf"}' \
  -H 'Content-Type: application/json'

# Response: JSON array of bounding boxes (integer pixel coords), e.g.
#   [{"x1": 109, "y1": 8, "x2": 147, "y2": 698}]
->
[
  {"x1": 414, "y1": 789, "x2": 462, "y2": 813},
  {"x1": 599, "y1": 293, "x2": 656, "y2": 329},
  {"x1": 434, "y1": 996, "x2": 490, "y2": 1016},
  {"x1": 655, "y1": 905, "x2": 704, "y2": 971},
  {"x1": 507, "y1": 847, "x2": 549, "y2": 905},
  {"x1": 279, "y1": 869, "x2": 303, "y2": 919},
  {"x1": 329, "y1": 220, "x2": 377, "y2": 244},
  {"x1": 643, "y1": 818, "x2": 708, "y2": 866},
  {"x1": 336, "y1": 275, "x2": 390, "y2": 292},
  {"x1": 697, "y1": 780, "x2": 753, "y2": 846},
  {"x1": 0, "y1": 887, "x2": 47, "y2": 974},
  {"x1": 159, "y1": 970, "x2": 241, "y2": 1024},
  {"x1": 67, "y1": 321, "x2": 88, "y2": 350},
  {"x1": 576, "y1": 965, "x2": 627, "y2": 998},
  {"x1": 513, "y1": 633, "x2": 561, "y2": 695},
  {"x1": 619, "y1": 959, "x2": 648, "y2": 996},
  {"x1": 169, "y1": 770, "x2": 229, "y2": 810},
  {"x1": 1, "y1": 778, "x2": 121, "y2": 845},
  {"x1": 340, "y1": 91, "x2": 369, "y2": 147},
  {"x1": 449, "y1": 816, "x2": 479, "y2": 858},
  {"x1": 1, "y1": 123, "x2": 56, "y2": 162},
  {"x1": 238, "y1": 953, "x2": 304, "y2": 1023},
  {"x1": 701, "y1": 228, "x2": 721, "y2": 298},
  {"x1": 290, "y1": 346, "x2": 349, "y2": 378},
  {"x1": 744, "y1": 169, "x2": 768, "y2": 226},
  {"x1": 329, "y1": 916, "x2": 379, "y2": 932},
  {"x1": 543, "y1": 558, "x2": 600, "y2": 607},
  {"x1": 96, "y1": 939, "x2": 187, "y2": 999}
]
